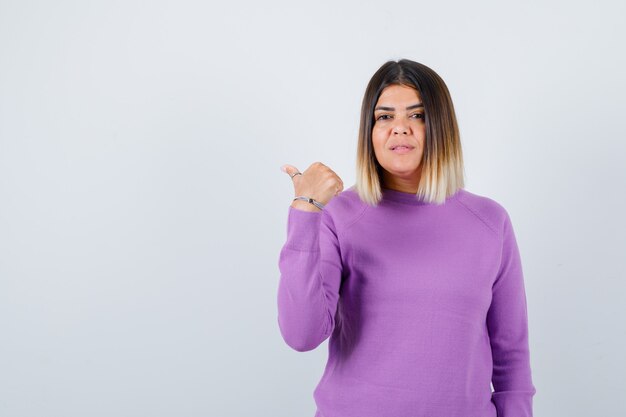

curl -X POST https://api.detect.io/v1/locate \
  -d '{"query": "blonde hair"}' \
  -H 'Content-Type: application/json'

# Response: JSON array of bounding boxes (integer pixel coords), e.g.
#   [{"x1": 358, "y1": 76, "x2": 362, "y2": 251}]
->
[{"x1": 355, "y1": 59, "x2": 465, "y2": 206}]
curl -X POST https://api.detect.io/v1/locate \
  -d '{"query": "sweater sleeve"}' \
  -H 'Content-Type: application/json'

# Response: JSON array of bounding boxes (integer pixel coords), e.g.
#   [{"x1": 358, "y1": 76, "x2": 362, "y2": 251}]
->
[
  {"x1": 276, "y1": 206, "x2": 343, "y2": 352},
  {"x1": 487, "y1": 212, "x2": 537, "y2": 417}
]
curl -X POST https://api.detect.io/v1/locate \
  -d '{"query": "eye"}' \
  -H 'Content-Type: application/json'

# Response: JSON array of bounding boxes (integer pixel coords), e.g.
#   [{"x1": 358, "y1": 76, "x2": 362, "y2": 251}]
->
[
  {"x1": 411, "y1": 113, "x2": 425, "y2": 119},
  {"x1": 375, "y1": 114, "x2": 391, "y2": 121}
]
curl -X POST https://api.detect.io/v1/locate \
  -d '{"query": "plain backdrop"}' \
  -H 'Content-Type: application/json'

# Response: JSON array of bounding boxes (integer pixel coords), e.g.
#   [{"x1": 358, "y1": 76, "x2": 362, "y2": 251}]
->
[{"x1": 1, "y1": 0, "x2": 625, "y2": 416}]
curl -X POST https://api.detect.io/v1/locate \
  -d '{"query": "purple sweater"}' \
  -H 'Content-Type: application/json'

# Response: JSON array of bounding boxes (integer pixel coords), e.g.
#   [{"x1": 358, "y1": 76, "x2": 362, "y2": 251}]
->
[{"x1": 277, "y1": 185, "x2": 536, "y2": 417}]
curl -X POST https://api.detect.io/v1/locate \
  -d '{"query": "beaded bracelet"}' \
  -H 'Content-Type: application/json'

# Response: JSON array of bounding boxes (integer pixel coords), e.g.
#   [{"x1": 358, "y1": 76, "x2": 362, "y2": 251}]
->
[{"x1": 293, "y1": 196, "x2": 325, "y2": 210}]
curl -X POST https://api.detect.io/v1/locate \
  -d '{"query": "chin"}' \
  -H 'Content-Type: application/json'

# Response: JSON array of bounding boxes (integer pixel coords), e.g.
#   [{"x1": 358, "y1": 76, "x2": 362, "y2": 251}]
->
[{"x1": 384, "y1": 161, "x2": 421, "y2": 172}]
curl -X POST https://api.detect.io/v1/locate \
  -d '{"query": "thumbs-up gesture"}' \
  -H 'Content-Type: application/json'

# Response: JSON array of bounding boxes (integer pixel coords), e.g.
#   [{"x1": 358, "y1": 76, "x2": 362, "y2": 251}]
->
[{"x1": 281, "y1": 162, "x2": 344, "y2": 212}]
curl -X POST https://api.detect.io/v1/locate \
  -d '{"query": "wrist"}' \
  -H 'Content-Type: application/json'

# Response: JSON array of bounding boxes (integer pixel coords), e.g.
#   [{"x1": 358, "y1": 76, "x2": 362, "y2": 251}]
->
[{"x1": 291, "y1": 199, "x2": 322, "y2": 212}]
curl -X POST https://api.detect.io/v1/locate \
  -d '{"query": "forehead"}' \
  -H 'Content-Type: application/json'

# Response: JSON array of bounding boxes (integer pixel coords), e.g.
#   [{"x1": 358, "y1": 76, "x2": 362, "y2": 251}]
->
[{"x1": 375, "y1": 84, "x2": 421, "y2": 104}]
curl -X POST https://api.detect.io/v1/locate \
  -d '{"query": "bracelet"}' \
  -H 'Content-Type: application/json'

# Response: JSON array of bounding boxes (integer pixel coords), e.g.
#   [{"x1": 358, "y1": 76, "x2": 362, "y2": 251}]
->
[{"x1": 293, "y1": 196, "x2": 325, "y2": 210}]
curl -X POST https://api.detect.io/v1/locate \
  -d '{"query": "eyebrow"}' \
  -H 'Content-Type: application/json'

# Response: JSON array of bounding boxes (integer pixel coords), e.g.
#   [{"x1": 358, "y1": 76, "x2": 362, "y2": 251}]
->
[{"x1": 374, "y1": 103, "x2": 424, "y2": 111}]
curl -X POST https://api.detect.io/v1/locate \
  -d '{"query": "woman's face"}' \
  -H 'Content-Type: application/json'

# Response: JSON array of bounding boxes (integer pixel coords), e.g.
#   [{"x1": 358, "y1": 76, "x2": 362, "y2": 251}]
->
[{"x1": 372, "y1": 84, "x2": 426, "y2": 190}]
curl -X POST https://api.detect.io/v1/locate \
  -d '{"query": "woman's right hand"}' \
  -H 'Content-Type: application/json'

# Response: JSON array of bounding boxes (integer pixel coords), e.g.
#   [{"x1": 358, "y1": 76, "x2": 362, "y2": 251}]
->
[{"x1": 281, "y1": 162, "x2": 344, "y2": 212}]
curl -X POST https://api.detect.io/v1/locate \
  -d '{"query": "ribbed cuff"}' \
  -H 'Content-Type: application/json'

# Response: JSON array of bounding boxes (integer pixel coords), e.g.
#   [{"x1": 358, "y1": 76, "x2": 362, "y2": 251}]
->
[{"x1": 491, "y1": 390, "x2": 535, "y2": 417}]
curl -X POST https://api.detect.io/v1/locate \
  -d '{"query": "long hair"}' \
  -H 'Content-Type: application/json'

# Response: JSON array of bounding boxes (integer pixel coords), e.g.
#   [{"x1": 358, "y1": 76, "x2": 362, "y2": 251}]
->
[{"x1": 355, "y1": 59, "x2": 465, "y2": 205}]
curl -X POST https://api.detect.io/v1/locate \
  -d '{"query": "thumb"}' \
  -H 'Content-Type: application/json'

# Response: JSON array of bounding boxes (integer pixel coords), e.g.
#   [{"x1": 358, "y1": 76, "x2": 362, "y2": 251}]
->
[{"x1": 281, "y1": 164, "x2": 300, "y2": 178}]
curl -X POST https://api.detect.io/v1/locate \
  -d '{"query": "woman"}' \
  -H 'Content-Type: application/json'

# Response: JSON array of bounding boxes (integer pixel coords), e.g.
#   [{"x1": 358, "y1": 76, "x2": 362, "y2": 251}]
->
[{"x1": 277, "y1": 59, "x2": 536, "y2": 417}]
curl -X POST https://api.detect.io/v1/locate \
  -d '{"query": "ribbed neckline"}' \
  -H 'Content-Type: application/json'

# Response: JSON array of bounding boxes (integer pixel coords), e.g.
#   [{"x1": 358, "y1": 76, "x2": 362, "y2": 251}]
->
[{"x1": 381, "y1": 187, "x2": 463, "y2": 205}]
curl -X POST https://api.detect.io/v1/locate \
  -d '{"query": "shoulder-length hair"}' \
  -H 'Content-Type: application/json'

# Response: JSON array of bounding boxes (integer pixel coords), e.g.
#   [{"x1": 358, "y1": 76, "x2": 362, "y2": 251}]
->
[{"x1": 355, "y1": 59, "x2": 465, "y2": 206}]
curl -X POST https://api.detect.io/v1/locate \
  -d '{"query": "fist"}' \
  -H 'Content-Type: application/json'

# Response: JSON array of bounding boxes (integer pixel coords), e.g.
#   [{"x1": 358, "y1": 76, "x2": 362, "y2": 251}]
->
[{"x1": 282, "y1": 162, "x2": 344, "y2": 211}]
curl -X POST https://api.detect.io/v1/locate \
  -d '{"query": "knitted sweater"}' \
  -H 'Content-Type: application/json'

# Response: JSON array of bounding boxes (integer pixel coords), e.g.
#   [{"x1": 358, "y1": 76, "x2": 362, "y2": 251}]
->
[{"x1": 277, "y1": 185, "x2": 536, "y2": 417}]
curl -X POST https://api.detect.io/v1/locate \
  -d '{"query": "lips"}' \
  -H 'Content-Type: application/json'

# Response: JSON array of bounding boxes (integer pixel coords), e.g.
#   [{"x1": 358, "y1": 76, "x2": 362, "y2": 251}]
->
[
  {"x1": 391, "y1": 145, "x2": 414, "y2": 154},
  {"x1": 390, "y1": 144, "x2": 414, "y2": 150}
]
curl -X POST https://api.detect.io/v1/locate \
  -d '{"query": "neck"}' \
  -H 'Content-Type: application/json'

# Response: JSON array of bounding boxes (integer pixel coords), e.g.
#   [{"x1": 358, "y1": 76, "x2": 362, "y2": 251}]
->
[{"x1": 382, "y1": 167, "x2": 422, "y2": 193}]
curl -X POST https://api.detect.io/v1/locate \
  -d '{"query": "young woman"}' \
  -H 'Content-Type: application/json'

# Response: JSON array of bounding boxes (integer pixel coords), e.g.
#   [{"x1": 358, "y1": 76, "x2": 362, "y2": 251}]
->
[{"x1": 278, "y1": 59, "x2": 536, "y2": 417}]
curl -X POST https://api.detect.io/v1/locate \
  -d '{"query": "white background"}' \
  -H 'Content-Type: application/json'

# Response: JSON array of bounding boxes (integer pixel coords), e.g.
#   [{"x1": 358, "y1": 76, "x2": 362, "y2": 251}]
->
[{"x1": 1, "y1": 0, "x2": 624, "y2": 416}]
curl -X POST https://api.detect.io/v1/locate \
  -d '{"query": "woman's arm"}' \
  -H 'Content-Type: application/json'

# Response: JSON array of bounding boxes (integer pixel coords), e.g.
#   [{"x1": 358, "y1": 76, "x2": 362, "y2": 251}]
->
[
  {"x1": 276, "y1": 205, "x2": 343, "y2": 352},
  {"x1": 487, "y1": 211, "x2": 537, "y2": 417}
]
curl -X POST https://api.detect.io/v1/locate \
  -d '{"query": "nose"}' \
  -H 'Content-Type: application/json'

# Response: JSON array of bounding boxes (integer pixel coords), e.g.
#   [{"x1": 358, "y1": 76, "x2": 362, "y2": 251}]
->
[{"x1": 392, "y1": 119, "x2": 410, "y2": 135}]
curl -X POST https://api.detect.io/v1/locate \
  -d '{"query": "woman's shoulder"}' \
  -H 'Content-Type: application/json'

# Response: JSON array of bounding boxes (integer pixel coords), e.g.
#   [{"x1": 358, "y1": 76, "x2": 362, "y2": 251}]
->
[
  {"x1": 322, "y1": 185, "x2": 368, "y2": 228},
  {"x1": 454, "y1": 188, "x2": 512, "y2": 236}
]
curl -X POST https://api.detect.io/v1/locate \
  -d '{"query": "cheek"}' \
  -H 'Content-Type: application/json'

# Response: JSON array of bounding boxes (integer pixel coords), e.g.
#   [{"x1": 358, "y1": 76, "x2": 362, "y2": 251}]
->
[
  {"x1": 371, "y1": 135, "x2": 386, "y2": 154},
  {"x1": 371, "y1": 127, "x2": 387, "y2": 144}
]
